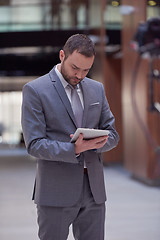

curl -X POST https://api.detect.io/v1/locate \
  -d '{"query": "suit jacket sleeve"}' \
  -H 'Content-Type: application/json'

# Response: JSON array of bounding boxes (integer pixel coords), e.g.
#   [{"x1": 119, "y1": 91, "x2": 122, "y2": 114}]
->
[
  {"x1": 96, "y1": 83, "x2": 119, "y2": 153},
  {"x1": 21, "y1": 83, "x2": 78, "y2": 164}
]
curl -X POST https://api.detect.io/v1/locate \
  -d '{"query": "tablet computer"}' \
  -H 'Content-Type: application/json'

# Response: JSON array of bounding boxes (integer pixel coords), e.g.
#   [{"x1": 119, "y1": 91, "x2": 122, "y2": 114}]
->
[{"x1": 70, "y1": 128, "x2": 110, "y2": 143}]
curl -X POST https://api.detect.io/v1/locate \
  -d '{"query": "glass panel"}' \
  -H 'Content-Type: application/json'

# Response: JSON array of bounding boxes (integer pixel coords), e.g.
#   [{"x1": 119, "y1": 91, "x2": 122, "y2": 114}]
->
[
  {"x1": 0, "y1": 91, "x2": 22, "y2": 145},
  {"x1": 147, "y1": 6, "x2": 160, "y2": 19},
  {"x1": 0, "y1": 0, "x2": 125, "y2": 32},
  {"x1": 104, "y1": 5, "x2": 122, "y2": 30},
  {"x1": 11, "y1": 0, "x2": 50, "y2": 4},
  {"x1": 0, "y1": 0, "x2": 89, "y2": 32},
  {"x1": 0, "y1": 4, "x2": 51, "y2": 32},
  {"x1": 77, "y1": 5, "x2": 87, "y2": 29}
]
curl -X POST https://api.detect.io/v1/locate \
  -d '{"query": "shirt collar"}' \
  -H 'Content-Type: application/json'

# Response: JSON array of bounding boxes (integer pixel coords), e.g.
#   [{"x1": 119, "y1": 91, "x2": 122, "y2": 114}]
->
[{"x1": 55, "y1": 64, "x2": 68, "y2": 89}]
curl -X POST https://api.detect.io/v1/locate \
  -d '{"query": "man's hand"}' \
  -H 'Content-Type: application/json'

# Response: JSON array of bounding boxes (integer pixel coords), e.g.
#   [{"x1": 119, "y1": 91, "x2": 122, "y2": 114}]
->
[{"x1": 70, "y1": 133, "x2": 108, "y2": 155}]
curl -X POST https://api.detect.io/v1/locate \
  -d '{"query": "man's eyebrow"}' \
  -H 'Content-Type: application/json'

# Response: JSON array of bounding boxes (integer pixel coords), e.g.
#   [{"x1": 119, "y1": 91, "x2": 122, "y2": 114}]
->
[
  {"x1": 72, "y1": 64, "x2": 79, "y2": 69},
  {"x1": 72, "y1": 64, "x2": 90, "y2": 71}
]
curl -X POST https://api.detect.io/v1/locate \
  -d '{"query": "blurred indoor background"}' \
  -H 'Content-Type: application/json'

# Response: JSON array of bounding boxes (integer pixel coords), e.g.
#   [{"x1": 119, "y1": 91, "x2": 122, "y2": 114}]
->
[{"x1": 0, "y1": 0, "x2": 160, "y2": 240}]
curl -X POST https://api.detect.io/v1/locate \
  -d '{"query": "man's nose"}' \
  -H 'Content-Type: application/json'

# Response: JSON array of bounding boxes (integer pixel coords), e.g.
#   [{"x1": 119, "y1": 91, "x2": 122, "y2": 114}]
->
[{"x1": 76, "y1": 71, "x2": 83, "y2": 80}]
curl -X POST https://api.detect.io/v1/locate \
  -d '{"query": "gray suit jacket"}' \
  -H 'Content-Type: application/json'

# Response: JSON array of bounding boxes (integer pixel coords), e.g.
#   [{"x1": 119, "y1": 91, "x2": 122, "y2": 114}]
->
[{"x1": 21, "y1": 67, "x2": 119, "y2": 207}]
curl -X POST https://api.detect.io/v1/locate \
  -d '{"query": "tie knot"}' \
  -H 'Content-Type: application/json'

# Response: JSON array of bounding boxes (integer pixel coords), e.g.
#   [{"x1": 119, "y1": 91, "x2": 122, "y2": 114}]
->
[{"x1": 68, "y1": 84, "x2": 78, "y2": 91}]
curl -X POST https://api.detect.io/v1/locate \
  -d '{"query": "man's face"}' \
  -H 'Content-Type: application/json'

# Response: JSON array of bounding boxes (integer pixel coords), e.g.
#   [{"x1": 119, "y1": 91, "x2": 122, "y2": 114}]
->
[{"x1": 59, "y1": 50, "x2": 95, "y2": 87}]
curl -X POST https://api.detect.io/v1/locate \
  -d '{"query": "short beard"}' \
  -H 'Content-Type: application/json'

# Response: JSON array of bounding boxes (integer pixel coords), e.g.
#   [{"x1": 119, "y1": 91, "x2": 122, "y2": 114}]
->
[{"x1": 60, "y1": 62, "x2": 71, "y2": 84}]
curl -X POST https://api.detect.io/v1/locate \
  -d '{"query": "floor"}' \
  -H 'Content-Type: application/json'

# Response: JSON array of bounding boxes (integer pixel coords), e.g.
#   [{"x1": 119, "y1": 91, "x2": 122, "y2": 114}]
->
[{"x1": 0, "y1": 151, "x2": 160, "y2": 240}]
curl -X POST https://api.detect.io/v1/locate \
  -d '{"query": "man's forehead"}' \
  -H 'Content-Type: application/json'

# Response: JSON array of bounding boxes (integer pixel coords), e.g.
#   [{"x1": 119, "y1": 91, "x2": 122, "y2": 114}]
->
[{"x1": 67, "y1": 51, "x2": 94, "y2": 69}]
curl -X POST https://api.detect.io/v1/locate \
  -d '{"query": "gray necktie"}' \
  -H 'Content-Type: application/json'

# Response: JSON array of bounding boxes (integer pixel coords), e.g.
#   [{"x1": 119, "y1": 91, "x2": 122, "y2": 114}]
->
[{"x1": 69, "y1": 85, "x2": 83, "y2": 127}]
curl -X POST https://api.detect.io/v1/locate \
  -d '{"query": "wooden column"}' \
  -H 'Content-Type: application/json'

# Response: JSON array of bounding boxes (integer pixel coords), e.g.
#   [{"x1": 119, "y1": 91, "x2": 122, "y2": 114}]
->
[
  {"x1": 121, "y1": 0, "x2": 160, "y2": 184},
  {"x1": 102, "y1": 56, "x2": 123, "y2": 164},
  {"x1": 99, "y1": 0, "x2": 123, "y2": 163}
]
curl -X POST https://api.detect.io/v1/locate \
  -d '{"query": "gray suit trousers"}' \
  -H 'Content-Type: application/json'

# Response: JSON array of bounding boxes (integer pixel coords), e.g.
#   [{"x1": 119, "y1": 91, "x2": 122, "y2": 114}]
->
[{"x1": 37, "y1": 171, "x2": 105, "y2": 240}]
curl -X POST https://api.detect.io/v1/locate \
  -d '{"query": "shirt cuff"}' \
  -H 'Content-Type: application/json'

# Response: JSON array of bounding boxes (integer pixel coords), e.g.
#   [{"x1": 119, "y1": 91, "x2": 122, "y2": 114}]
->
[{"x1": 76, "y1": 153, "x2": 80, "y2": 158}]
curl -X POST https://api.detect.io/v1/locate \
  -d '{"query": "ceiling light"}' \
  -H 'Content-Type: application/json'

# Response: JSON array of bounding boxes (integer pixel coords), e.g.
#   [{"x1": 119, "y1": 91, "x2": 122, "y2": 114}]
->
[
  {"x1": 112, "y1": 1, "x2": 119, "y2": 7},
  {"x1": 148, "y1": 1, "x2": 157, "y2": 6}
]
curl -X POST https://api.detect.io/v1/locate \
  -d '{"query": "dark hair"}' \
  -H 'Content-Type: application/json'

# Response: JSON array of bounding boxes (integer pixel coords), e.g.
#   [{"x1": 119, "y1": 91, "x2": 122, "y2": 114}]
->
[{"x1": 63, "y1": 34, "x2": 96, "y2": 59}]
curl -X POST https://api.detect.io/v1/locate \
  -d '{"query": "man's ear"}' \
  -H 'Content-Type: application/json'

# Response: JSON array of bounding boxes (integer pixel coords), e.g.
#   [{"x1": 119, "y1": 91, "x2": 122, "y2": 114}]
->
[{"x1": 59, "y1": 50, "x2": 65, "y2": 62}]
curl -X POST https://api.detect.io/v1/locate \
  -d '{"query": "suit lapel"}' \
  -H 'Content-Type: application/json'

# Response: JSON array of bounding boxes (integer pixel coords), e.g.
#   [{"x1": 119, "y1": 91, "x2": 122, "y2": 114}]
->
[{"x1": 49, "y1": 68, "x2": 77, "y2": 127}]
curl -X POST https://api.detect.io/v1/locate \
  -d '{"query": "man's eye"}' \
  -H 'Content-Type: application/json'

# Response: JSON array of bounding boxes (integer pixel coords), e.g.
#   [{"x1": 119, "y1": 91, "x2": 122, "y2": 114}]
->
[{"x1": 72, "y1": 66, "x2": 77, "y2": 69}]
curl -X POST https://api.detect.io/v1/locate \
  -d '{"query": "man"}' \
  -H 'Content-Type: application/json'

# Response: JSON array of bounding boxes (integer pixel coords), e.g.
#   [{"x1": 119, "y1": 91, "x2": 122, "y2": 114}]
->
[{"x1": 21, "y1": 34, "x2": 119, "y2": 240}]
